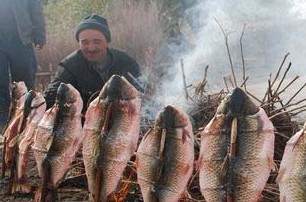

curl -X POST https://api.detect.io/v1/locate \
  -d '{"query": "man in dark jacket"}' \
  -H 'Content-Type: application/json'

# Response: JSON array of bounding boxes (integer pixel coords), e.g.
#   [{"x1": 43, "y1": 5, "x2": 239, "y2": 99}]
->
[
  {"x1": 44, "y1": 14, "x2": 142, "y2": 111},
  {"x1": 0, "y1": 0, "x2": 46, "y2": 132}
]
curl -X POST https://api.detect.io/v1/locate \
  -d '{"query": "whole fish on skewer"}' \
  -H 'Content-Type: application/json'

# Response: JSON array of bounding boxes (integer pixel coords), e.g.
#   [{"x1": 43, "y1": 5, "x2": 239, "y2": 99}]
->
[
  {"x1": 276, "y1": 121, "x2": 306, "y2": 202},
  {"x1": 3, "y1": 89, "x2": 36, "y2": 194},
  {"x1": 136, "y1": 105, "x2": 194, "y2": 202},
  {"x1": 2, "y1": 81, "x2": 28, "y2": 179},
  {"x1": 84, "y1": 75, "x2": 141, "y2": 202},
  {"x1": 37, "y1": 83, "x2": 83, "y2": 202},
  {"x1": 82, "y1": 83, "x2": 112, "y2": 196},
  {"x1": 14, "y1": 91, "x2": 46, "y2": 193},
  {"x1": 198, "y1": 87, "x2": 275, "y2": 202}
]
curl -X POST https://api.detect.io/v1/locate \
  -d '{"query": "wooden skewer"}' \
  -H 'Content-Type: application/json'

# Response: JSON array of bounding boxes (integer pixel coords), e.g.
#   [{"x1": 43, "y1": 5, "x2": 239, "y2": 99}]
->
[{"x1": 2, "y1": 136, "x2": 7, "y2": 179}]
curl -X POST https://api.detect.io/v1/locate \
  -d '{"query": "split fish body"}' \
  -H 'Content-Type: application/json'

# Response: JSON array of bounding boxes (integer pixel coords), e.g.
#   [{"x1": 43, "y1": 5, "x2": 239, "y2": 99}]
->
[
  {"x1": 42, "y1": 83, "x2": 83, "y2": 191},
  {"x1": 199, "y1": 87, "x2": 275, "y2": 202},
  {"x1": 16, "y1": 91, "x2": 46, "y2": 193},
  {"x1": 90, "y1": 75, "x2": 141, "y2": 201},
  {"x1": 136, "y1": 105, "x2": 194, "y2": 202}
]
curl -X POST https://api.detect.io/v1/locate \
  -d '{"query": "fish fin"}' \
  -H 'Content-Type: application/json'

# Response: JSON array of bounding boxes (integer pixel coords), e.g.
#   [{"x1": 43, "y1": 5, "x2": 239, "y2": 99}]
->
[
  {"x1": 275, "y1": 167, "x2": 285, "y2": 184},
  {"x1": 269, "y1": 159, "x2": 278, "y2": 172}
]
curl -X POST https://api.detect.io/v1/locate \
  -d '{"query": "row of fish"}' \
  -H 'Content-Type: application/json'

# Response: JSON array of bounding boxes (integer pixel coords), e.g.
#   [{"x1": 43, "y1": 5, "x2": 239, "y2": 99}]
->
[{"x1": 1, "y1": 77, "x2": 305, "y2": 201}]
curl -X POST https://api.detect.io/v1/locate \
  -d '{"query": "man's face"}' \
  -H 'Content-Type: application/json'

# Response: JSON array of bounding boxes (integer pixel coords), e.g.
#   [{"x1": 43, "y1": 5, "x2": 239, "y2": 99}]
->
[{"x1": 78, "y1": 29, "x2": 108, "y2": 62}]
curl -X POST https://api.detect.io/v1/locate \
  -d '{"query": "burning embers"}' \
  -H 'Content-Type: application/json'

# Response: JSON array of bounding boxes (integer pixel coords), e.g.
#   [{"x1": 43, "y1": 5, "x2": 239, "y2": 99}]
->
[{"x1": 2, "y1": 77, "x2": 305, "y2": 201}]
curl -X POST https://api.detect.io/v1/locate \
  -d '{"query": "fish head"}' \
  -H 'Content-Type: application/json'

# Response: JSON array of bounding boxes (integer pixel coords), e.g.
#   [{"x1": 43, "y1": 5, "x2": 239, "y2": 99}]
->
[
  {"x1": 156, "y1": 105, "x2": 189, "y2": 129},
  {"x1": 217, "y1": 87, "x2": 259, "y2": 117},
  {"x1": 31, "y1": 92, "x2": 46, "y2": 108},
  {"x1": 24, "y1": 90, "x2": 37, "y2": 110},
  {"x1": 99, "y1": 75, "x2": 138, "y2": 101},
  {"x1": 56, "y1": 83, "x2": 83, "y2": 113},
  {"x1": 11, "y1": 81, "x2": 28, "y2": 100}
]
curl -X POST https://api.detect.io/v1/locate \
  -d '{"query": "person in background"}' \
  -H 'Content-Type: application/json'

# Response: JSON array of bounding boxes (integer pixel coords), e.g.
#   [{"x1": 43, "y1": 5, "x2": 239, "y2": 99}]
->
[
  {"x1": 0, "y1": 0, "x2": 46, "y2": 132},
  {"x1": 43, "y1": 14, "x2": 142, "y2": 112}
]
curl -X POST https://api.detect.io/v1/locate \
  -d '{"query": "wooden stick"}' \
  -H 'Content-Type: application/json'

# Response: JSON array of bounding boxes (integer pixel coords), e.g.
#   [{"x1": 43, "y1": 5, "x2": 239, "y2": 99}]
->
[
  {"x1": 239, "y1": 76, "x2": 249, "y2": 88},
  {"x1": 245, "y1": 90, "x2": 262, "y2": 103},
  {"x1": 262, "y1": 53, "x2": 289, "y2": 102},
  {"x1": 285, "y1": 82, "x2": 306, "y2": 106},
  {"x1": 2, "y1": 137, "x2": 6, "y2": 179},
  {"x1": 277, "y1": 76, "x2": 299, "y2": 95},
  {"x1": 239, "y1": 24, "x2": 247, "y2": 90},
  {"x1": 227, "y1": 118, "x2": 238, "y2": 202},
  {"x1": 274, "y1": 62, "x2": 292, "y2": 96},
  {"x1": 269, "y1": 104, "x2": 306, "y2": 119},
  {"x1": 215, "y1": 18, "x2": 237, "y2": 87},
  {"x1": 271, "y1": 52, "x2": 290, "y2": 87},
  {"x1": 270, "y1": 98, "x2": 306, "y2": 114},
  {"x1": 180, "y1": 58, "x2": 189, "y2": 100}
]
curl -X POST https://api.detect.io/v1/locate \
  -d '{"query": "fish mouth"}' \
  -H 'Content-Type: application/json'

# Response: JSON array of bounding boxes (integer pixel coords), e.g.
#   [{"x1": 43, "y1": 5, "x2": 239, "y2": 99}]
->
[
  {"x1": 99, "y1": 75, "x2": 138, "y2": 101},
  {"x1": 218, "y1": 87, "x2": 259, "y2": 117},
  {"x1": 156, "y1": 105, "x2": 188, "y2": 128},
  {"x1": 56, "y1": 83, "x2": 77, "y2": 107}
]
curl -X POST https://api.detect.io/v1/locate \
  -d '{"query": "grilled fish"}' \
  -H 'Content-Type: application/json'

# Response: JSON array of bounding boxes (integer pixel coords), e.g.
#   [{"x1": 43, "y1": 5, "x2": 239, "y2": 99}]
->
[
  {"x1": 82, "y1": 87, "x2": 111, "y2": 195},
  {"x1": 136, "y1": 105, "x2": 194, "y2": 202},
  {"x1": 40, "y1": 83, "x2": 83, "y2": 202},
  {"x1": 198, "y1": 87, "x2": 275, "y2": 202},
  {"x1": 276, "y1": 121, "x2": 306, "y2": 202},
  {"x1": 15, "y1": 91, "x2": 46, "y2": 193},
  {"x1": 90, "y1": 75, "x2": 141, "y2": 201}
]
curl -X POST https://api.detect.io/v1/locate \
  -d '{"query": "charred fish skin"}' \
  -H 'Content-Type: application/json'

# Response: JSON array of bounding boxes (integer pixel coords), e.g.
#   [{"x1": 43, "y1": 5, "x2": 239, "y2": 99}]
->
[
  {"x1": 199, "y1": 87, "x2": 275, "y2": 202},
  {"x1": 137, "y1": 105, "x2": 194, "y2": 202},
  {"x1": 93, "y1": 75, "x2": 141, "y2": 201},
  {"x1": 276, "y1": 122, "x2": 306, "y2": 202},
  {"x1": 42, "y1": 83, "x2": 83, "y2": 195}
]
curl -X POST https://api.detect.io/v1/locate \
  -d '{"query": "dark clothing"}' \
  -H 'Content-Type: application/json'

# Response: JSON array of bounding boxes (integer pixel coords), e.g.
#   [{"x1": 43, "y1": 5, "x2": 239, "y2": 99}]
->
[
  {"x1": 0, "y1": 0, "x2": 46, "y2": 46},
  {"x1": 43, "y1": 48, "x2": 141, "y2": 111},
  {"x1": 0, "y1": 0, "x2": 19, "y2": 37},
  {"x1": 0, "y1": 0, "x2": 46, "y2": 132}
]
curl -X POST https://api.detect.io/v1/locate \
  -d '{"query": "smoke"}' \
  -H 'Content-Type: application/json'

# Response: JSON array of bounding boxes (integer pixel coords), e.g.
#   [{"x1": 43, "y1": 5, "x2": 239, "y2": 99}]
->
[{"x1": 149, "y1": 0, "x2": 306, "y2": 120}]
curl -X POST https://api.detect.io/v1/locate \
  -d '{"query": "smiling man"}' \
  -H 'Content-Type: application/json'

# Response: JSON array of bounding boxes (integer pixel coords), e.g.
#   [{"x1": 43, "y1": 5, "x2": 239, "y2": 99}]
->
[{"x1": 44, "y1": 14, "x2": 141, "y2": 111}]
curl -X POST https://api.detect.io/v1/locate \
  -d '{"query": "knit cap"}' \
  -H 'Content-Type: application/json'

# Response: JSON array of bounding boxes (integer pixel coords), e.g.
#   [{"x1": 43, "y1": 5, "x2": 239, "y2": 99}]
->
[{"x1": 75, "y1": 14, "x2": 111, "y2": 43}]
